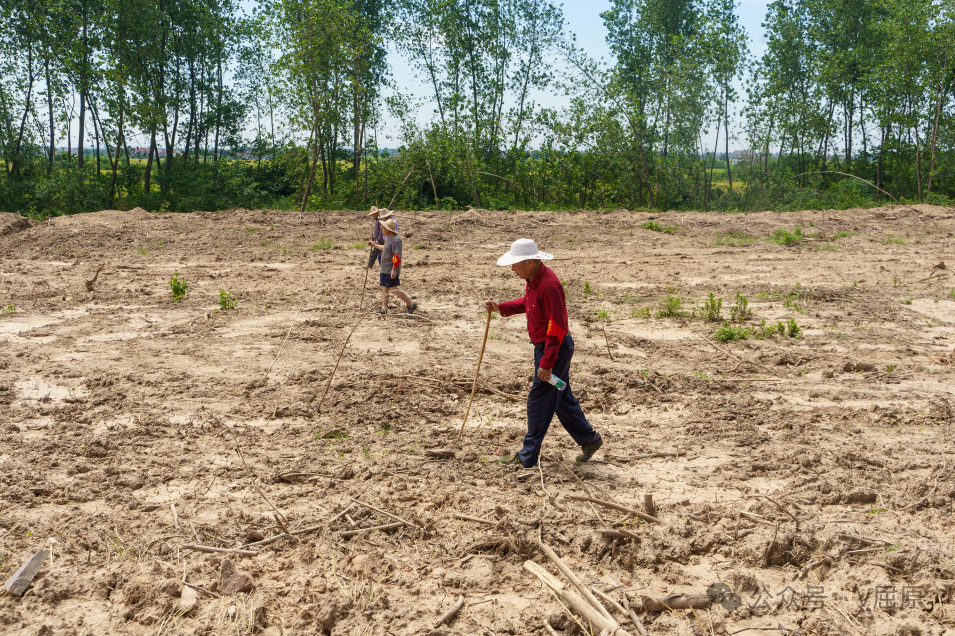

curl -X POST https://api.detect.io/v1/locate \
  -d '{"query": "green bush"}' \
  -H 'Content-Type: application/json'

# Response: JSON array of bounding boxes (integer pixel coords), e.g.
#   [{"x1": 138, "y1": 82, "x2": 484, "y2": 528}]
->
[
  {"x1": 169, "y1": 271, "x2": 188, "y2": 301},
  {"x1": 700, "y1": 293, "x2": 723, "y2": 321},
  {"x1": 770, "y1": 227, "x2": 803, "y2": 246},
  {"x1": 218, "y1": 289, "x2": 237, "y2": 310},
  {"x1": 641, "y1": 220, "x2": 676, "y2": 234},
  {"x1": 655, "y1": 295, "x2": 685, "y2": 318}
]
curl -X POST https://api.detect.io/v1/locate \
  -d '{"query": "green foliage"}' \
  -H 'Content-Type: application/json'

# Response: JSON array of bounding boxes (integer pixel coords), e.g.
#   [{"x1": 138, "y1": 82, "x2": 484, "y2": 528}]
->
[
  {"x1": 786, "y1": 317, "x2": 802, "y2": 338},
  {"x1": 655, "y1": 296, "x2": 685, "y2": 318},
  {"x1": 311, "y1": 238, "x2": 334, "y2": 250},
  {"x1": 169, "y1": 272, "x2": 188, "y2": 301},
  {"x1": 218, "y1": 289, "x2": 237, "y2": 311},
  {"x1": 0, "y1": 304, "x2": 15, "y2": 318},
  {"x1": 641, "y1": 220, "x2": 676, "y2": 234},
  {"x1": 729, "y1": 292, "x2": 751, "y2": 322},
  {"x1": 583, "y1": 282, "x2": 594, "y2": 295},
  {"x1": 882, "y1": 234, "x2": 907, "y2": 245},
  {"x1": 714, "y1": 321, "x2": 749, "y2": 343},
  {"x1": 770, "y1": 227, "x2": 803, "y2": 246},
  {"x1": 714, "y1": 232, "x2": 756, "y2": 247},
  {"x1": 700, "y1": 293, "x2": 723, "y2": 321}
]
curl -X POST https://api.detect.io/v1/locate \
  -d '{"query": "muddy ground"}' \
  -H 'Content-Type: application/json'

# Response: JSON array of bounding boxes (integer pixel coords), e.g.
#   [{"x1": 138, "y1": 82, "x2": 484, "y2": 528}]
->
[{"x1": 2, "y1": 204, "x2": 955, "y2": 636}]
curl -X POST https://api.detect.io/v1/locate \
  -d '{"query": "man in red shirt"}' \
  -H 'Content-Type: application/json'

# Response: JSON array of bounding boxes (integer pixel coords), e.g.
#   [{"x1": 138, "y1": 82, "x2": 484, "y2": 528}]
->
[{"x1": 485, "y1": 239, "x2": 603, "y2": 468}]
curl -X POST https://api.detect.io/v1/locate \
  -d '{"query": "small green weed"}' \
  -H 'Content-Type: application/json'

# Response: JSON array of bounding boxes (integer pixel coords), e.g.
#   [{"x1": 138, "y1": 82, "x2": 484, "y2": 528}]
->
[
  {"x1": 218, "y1": 289, "x2": 237, "y2": 310},
  {"x1": 362, "y1": 445, "x2": 371, "y2": 459},
  {"x1": 786, "y1": 317, "x2": 802, "y2": 338},
  {"x1": 770, "y1": 227, "x2": 803, "y2": 246},
  {"x1": 616, "y1": 292, "x2": 644, "y2": 305},
  {"x1": 583, "y1": 282, "x2": 594, "y2": 295},
  {"x1": 1, "y1": 304, "x2": 15, "y2": 318},
  {"x1": 831, "y1": 231, "x2": 856, "y2": 240},
  {"x1": 489, "y1": 332, "x2": 504, "y2": 340},
  {"x1": 641, "y1": 220, "x2": 676, "y2": 234},
  {"x1": 815, "y1": 243, "x2": 840, "y2": 251},
  {"x1": 901, "y1": 298, "x2": 913, "y2": 305},
  {"x1": 311, "y1": 237, "x2": 334, "y2": 250},
  {"x1": 377, "y1": 423, "x2": 392, "y2": 436},
  {"x1": 882, "y1": 234, "x2": 907, "y2": 245},
  {"x1": 867, "y1": 504, "x2": 886, "y2": 514},
  {"x1": 714, "y1": 231, "x2": 756, "y2": 247},
  {"x1": 348, "y1": 241, "x2": 365, "y2": 249},
  {"x1": 169, "y1": 271, "x2": 188, "y2": 301},
  {"x1": 414, "y1": 245, "x2": 427, "y2": 250},
  {"x1": 714, "y1": 321, "x2": 750, "y2": 342},
  {"x1": 655, "y1": 296, "x2": 685, "y2": 318},
  {"x1": 730, "y1": 292, "x2": 751, "y2": 322},
  {"x1": 594, "y1": 308, "x2": 612, "y2": 322},
  {"x1": 631, "y1": 307, "x2": 651, "y2": 319},
  {"x1": 700, "y1": 293, "x2": 723, "y2": 321},
  {"x1": 887, "y1": 364, "x2": 896, "y2": 373},
  {"x1": 138, "y1": 247, "x2": 148, "y2": 255}
]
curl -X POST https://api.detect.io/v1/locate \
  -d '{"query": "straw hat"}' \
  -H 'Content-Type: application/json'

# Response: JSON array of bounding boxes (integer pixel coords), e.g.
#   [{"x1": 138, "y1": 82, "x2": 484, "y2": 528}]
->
[
  {"x1": 380, "y1": 217, "x2": 398, "y2": 234},
  {"x1": 496, "y1": 239, "x2": 553, "y2": 266},
  {"x1": 367, "y1": 206, "x2": 380, "y2": 217}
]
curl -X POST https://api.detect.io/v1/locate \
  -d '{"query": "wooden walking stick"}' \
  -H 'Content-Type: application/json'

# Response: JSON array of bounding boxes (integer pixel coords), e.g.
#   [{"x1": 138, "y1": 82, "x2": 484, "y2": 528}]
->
[
  {"x1": 458, "y1": 310, "x2": 492, "y2": 439},
  {"x1": 359, "y1": 248, "x2": 371, "y2": 311}
]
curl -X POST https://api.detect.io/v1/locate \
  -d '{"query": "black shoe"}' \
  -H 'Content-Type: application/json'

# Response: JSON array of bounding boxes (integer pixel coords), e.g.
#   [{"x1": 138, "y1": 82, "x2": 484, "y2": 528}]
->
[
  {"x1": 576, "y1": 439, "x2": 603, "y2": 464},
  {"x1": 407, "y1": 302, "x2": 418, "y2": 315}
]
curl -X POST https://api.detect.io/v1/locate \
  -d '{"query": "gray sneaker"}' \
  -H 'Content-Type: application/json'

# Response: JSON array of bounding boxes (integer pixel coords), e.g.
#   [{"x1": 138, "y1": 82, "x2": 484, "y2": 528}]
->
[
  {"x1": 576, "y1": 439, "x2": 603, "y2": 464},
  {"x1": 407, "y1": 302, "x2": 418, "y2": 315}
]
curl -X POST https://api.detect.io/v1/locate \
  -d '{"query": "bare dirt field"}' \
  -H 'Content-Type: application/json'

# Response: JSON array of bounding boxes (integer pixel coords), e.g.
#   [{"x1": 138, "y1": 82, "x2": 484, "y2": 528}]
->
[{"x1": 2, "y1": 204, "x2": 955, "y2": 636}]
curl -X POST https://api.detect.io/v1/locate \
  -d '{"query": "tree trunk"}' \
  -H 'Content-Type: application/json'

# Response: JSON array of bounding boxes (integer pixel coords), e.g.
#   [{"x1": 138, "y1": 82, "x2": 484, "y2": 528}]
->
[
  {"x1": 90, "y1": 96, "x2": 101, "y2": 178},
  {"x1": 78, "y1": 11, "x2": 87, "y2": 171},
  {"x1": 353, "y1": 59, "x2": 361, "y2": 211},
  {"x1": 927, "y1": 49, "x2": 950, "y2": 195},
  {"x1": 214, "y1": 58, "x2": 222, "y2": 161},
  {"x1": 144, "y1": 129, "x2": 157, "y2": 195},
  {"x1": 45, "y1": 57, "x2": 54, "y2": 174},
  {"x1": 109, "y1": 94, "x2": 124, "y2": 208},
  {"x1": 724, "y1": 93, "x2": 732, "y2": 190}
]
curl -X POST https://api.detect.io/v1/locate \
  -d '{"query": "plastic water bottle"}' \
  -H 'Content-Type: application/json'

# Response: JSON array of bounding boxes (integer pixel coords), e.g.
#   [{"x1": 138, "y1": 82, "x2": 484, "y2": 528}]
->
[{"x1": 546, "y1": 375, "x2": 566, "y2": 391}]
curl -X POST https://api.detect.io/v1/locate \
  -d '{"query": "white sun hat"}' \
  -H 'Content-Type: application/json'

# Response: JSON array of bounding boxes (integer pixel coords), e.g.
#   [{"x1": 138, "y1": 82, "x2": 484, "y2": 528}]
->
[{"x1": 496, "y1": 238, "x2": 554, "y2": 266}]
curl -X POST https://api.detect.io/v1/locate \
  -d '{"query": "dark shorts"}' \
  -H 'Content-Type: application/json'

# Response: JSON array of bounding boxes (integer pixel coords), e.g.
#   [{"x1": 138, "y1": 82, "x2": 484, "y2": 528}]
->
[{"x1": 380, "y1": 273, "x2": 401, "y2": 288}]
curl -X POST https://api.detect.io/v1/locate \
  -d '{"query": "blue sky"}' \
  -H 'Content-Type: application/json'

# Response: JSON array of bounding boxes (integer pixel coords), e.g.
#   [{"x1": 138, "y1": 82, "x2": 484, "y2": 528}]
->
[{"x1": 380, "y1": 0, "x2": 774, "y2": 149}]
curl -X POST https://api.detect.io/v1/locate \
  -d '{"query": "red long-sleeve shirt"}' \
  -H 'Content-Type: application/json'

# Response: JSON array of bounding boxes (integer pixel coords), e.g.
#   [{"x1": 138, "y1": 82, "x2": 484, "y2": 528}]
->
[{"x1": 499, "y1": 264, "x2": 568, "y2": 369}]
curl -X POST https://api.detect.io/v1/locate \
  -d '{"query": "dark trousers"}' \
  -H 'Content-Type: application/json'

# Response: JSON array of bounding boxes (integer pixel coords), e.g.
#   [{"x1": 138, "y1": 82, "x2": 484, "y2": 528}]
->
[
  {"x1": 518, "y1": 334, "x2": 601, "y2": 467},
  {"x1": 367, "y1": 248, "x2": 382, "y2": 269}
]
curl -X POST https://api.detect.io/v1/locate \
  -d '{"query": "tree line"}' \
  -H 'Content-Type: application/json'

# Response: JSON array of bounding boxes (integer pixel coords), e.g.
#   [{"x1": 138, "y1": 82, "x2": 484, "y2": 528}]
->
[{"x1": 0, "y1": 0, "x2": 953, "y2": 216}]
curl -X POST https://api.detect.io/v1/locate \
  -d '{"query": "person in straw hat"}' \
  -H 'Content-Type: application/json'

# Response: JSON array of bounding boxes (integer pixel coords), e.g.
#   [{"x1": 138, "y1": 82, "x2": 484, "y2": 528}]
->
[
  {"x1": 484, "y1": 239, "x2": 603, "y2": 468},
  {"x1": 370, "y1": 217, "x2": 417, "y2": 315},
  {"x1": 366, "y1": 206, "x2": 397, "y2": 269}
]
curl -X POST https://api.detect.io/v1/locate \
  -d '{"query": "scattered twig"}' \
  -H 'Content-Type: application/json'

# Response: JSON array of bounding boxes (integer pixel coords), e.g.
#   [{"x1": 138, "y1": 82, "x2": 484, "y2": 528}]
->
[
  {"x1": 317, "y1": 309, "x2": 374, "y2": 412},
  {"x1": 433, "y1": 595, "x2": 465, "y2": 629},
  {"x1": 565, "y1": 494, "x2": 660, "y2": 524},
  {"x1": 340, "y1": 522, "x2": 404, "y2": 538},
  {"x1": 539, "y1": 541, "x2": 614, "y2": 622},
  {"x1": 170, "y1": 503, "x2": 180, "y2": 530},
  {"x1": 183, "y1": 581, "x2": 222, "y2": 598},
  {"x1": 459, "y1": 311, "x2": 492, "y2": 439},
  {"x1": 453, "y1": 512, "x2": 498, "y2": 526},
  {"x1": 792, "y1": 555, "x2": 833, "y2": 581},
  {"x1": 349, "y1": 497, "x2": 424, "y2": 528},
  {"x1": 181, "y1": 544, "x2": 259, "y2": 557},
  {"x1": 259, "y1": 316, "x2": 296, "y2": 388}
]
